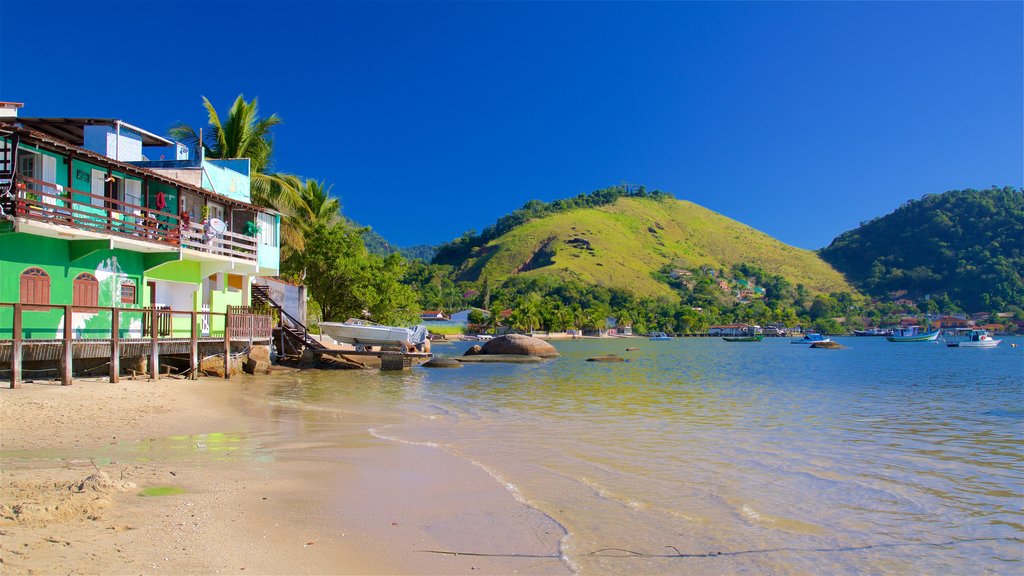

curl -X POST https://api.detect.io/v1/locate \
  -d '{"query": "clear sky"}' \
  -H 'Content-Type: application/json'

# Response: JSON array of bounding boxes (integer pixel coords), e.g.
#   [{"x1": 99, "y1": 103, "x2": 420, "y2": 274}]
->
[{"x1": 2, "y1": 1, "x2": 1021, "y2": 250}]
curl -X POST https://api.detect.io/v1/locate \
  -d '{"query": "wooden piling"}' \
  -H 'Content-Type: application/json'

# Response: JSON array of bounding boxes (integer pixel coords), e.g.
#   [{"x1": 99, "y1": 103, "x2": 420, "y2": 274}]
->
[
  {"x1": 190, "y1": 311, "x2": 198, "y2": 380},
  {"x1": 62, "y1": 304, "x2": 73, "y2": 385},
  {"x1": 110, "y1": 308, "x2": 120, "y2": 383},
  {"x1": 149, "y1": 308, "x2": 159, "y2": 381},
  {"x1": 10, "y1": 303, "x2": 22, "y2": 388},
  {"x1": 223, "y1": 309, "x2": 231, "y2": 379}
]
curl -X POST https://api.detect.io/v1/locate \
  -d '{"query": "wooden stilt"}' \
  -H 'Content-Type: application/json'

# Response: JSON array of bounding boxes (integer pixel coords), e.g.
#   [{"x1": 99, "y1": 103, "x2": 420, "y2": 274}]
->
[
  {"x1": 223, "y1": 309, "x2": 231, "y2": 379},
  {"x1": 11, "y1": 303, "x2": 22, "y2": 388},
  {"x1": 110, "y1": 309, "x2": 120, "y2": 383},
  {"x1": 190, "y1": 311, "x2": 198, "y2": 380},
  {"x1": 61, "y1": 304, "x2": 73, "y2": 385},
  {"x1": 149, "y1": 308, "x2": 159, "y2": 381}
]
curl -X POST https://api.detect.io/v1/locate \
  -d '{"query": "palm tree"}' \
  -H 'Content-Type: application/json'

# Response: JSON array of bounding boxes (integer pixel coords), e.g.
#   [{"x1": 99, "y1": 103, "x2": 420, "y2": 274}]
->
[
  {"x1": 169, "y1": 94, "x2": 301, "y2": 211},
  {"x1": 280, "y1": 177, "x2": 342, "y2": 254}
]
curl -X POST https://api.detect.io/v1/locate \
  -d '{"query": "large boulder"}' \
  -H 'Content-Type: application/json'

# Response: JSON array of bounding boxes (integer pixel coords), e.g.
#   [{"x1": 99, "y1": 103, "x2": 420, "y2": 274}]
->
[{"x1": 479, "y1": 334, "x2": 559, "y2": 358}]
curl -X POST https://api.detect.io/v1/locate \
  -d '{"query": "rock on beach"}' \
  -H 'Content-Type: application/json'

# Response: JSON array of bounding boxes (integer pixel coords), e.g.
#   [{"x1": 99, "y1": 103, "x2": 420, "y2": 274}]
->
[{"x1": 477, "y1": 334, "x2": 560, "y2": 358}]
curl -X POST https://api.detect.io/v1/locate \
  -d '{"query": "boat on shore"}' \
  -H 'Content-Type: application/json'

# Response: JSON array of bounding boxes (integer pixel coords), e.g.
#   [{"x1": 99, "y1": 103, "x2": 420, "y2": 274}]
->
[
  {"x1": 791, "y1": 333, "x2": 831, "y2": 344},
  {"x1": 854, "y1": 328, "x2": 893, "y2": 337},
  {"x1": 649, "y1": 332, "x2": 672, "y2": 341},
  {"x1": 319, "y1": 319, "x2": 429, "y2": 350},
  {"x1": 886, "y1": 326, "x2": 941, "y2": 342},
  {"x1": 946, "y1": 328, "x2": 1001, "y2": 348}
]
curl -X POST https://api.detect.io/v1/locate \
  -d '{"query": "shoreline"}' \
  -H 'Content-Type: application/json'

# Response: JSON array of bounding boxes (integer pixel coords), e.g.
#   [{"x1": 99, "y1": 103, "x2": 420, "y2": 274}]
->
[{"x1": 0, "y1": 376, "x2": 569, "y2": 575}]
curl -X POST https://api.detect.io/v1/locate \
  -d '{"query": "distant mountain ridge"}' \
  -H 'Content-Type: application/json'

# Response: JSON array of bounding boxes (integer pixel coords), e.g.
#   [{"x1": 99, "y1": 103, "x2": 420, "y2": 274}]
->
[
  {"x1": 439, "y1": 193, "x2": 853, "y2": 300},
  {"x1": 361, "y1": 227, "x2": 437, "y2": 261},
  {"x1": 819, "y1": 186, "x2": 1023, "y2": 311}
]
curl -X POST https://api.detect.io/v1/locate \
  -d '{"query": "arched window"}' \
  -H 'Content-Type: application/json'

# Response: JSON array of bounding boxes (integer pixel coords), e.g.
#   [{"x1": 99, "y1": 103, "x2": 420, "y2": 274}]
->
[
  {"x1": 73, "y1": 272, "x2": 99, "y2": 307},
  {"x1": 120, "y1": 280, "x2": 137, "y2": 305},
  {"x1": 20, "y1": 267, "x2": 50, "y2": 306}
]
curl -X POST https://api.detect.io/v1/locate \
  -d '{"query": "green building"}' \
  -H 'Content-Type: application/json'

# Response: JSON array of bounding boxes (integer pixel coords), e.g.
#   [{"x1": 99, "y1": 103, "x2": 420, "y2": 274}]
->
[{"x1": 0, "y1": 114, "x2": 281, "y2": 341}]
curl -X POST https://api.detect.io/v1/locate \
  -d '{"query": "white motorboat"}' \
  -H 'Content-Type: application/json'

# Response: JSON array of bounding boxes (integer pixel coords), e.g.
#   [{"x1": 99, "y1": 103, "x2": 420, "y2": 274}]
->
[
  {"x1": 319, "y1": 319, "x2": 428, "y2": 349},
  {"x1": 946, "y1": 329, "x2": 1002, "y2": 348},
  {"x1": 791, "y1": 333, "x2": 831, "y2": 344}
]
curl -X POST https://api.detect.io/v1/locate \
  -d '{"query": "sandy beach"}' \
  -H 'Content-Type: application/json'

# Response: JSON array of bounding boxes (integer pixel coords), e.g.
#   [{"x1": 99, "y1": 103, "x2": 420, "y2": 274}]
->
[{"x1": 0, "y1": 374, "x2": 569, "y2": 575}]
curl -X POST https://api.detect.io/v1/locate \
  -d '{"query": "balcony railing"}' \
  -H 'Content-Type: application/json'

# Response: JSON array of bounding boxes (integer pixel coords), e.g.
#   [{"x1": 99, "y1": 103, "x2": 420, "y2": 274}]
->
[
  {"x1": 13, "y1": 175, "x2": 181, "y2": 245},
  {"x1": 181, "y1": 221, "x2": 258, "y2": 261},
  {"x1": 9, "y1": 175, "x2": 258, "y2": 262}
]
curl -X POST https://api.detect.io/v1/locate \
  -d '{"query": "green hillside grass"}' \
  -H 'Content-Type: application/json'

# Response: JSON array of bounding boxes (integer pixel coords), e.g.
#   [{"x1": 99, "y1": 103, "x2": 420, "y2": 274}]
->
[{"x1": 457, "y1": 197, "x2": 853, "y2": 299}]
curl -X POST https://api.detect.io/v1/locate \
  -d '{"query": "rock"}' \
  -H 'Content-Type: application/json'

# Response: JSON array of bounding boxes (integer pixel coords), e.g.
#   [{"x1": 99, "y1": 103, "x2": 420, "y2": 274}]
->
[
  {"x1": 199, "y1": 354, "x2": 244, "y2": 377},
  {"x1": 587, "y1": 355, "x2": 626, "y2": 362},
  {"x1": 463, "y1": 345, "x2": 483, "y2": 356},
  {"x1": 479, "y1": 334, "x2": 559, "y2": 358},
  {"x1": 243, "y1": 357, "x2": 271, "y2": 375},
  {"x1": 422, "y1": 357, "x2": 463, "y2": 368},
  {"x1": 625, "y1": 347, "x2": 640, "y2": 351},
  {"x1": 810, "y1": 341, "x2": 843, "y2": 349},
  {"x1": 457, "y1": 354, "x2": 545, "y2": 363},
  {"x1": 248, "y1": 345, "x2": 271, "y2": 363}
]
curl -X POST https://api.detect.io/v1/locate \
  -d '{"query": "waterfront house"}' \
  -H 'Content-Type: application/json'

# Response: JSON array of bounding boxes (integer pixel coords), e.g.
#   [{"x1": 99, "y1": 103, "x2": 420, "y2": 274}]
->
[
  {"x1": 0, "y1": 113, "x2": 280, "y2": 343},
  {"x1": 708, "y1": 323, "x2": 757, "y2": 336}
]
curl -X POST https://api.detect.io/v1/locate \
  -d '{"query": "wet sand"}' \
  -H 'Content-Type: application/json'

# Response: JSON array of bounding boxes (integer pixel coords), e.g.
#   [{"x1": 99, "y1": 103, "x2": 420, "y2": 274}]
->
[{"x1": 0, "y1": 375, "x2": 568, "y2": 575}]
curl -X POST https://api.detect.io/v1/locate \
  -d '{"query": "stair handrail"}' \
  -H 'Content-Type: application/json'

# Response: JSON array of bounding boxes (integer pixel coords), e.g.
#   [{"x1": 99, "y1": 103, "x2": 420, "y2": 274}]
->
[{"x1": 252, "y1": 283, "x2": 323, "y2": 350}]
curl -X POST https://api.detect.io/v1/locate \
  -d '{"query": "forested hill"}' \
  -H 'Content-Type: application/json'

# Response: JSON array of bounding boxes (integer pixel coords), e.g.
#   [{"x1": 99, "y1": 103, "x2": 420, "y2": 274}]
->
[
  {"x1": 818, "y1": 187, "x2": 1023, "y2": 311},
  {"x1": 439, "y1": 191, "x2": 852, "y2": 300},
  {"x1": 361, "y1": 227, "x2": 437, "y2": 261}
]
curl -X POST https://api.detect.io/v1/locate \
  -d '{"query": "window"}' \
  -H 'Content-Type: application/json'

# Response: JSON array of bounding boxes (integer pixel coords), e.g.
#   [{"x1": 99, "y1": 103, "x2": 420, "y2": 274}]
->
[
  {"x1": 257, "y1": 212, "x2": 278, "y2": 246},
  {"x1": 73, "y1": 273, "x2": 99, "y2": 307},
  {"x1": 20, "y1": 267, "x2": 50, "y2": 307},
  {"x1": 120, "y1": 281, "x2": 136, "y2": 305}
]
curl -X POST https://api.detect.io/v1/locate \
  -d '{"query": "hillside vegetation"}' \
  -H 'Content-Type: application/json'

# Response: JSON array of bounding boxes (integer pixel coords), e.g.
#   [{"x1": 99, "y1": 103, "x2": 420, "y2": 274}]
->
[
  {"x1": 451, "y1": 196, "x2": 853, "y2": 299},
  {"x1": 819, "y1": 186, "x2": 1023, "y2": 311}
]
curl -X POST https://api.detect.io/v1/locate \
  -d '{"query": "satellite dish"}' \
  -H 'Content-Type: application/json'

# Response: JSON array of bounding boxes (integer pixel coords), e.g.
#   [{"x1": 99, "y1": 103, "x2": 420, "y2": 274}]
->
[{"x1": 206, "y1": 218, "x2": 227, "y2": 236}]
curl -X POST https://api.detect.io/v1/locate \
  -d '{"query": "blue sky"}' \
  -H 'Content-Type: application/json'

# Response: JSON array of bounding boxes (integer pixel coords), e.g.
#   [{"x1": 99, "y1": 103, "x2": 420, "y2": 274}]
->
[{"x1": 2, "y1": 1, "x2": 1021, "y2": 250}]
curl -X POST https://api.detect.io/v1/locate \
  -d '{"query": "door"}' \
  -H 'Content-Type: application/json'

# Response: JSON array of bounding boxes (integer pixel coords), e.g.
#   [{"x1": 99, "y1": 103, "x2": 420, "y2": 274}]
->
[{"x1": 90, "y1": 170, "x2": 105, "y2": 208}]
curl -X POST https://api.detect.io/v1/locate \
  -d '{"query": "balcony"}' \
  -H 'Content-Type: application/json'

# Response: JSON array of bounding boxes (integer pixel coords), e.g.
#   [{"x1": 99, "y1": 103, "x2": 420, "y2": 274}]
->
[{"x1": 7, "y1": 175, "x2": 260, "y2": 263}]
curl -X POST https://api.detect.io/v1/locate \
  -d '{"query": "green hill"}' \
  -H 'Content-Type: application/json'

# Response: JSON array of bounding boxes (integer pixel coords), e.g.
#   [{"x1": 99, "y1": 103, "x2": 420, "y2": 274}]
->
[
  {"x1": 819, "y1": 186, "x2": 1024, "y2": 311},
  {"x1": 451, "y1": 196, "x2": 853, "y2": 299}
]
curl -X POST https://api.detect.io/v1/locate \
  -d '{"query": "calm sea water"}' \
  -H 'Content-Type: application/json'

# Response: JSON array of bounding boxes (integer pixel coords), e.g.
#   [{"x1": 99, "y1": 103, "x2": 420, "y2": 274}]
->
[{"x1": 269, "y1": 336, "x2": 1024, "y2": 575}]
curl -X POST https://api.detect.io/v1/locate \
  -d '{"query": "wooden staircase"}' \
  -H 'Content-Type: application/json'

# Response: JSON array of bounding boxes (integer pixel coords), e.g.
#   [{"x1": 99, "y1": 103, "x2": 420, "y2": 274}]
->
[
  {"x1": 251, "y1": 283, "x2": 327, "y2": 356},
  {"x1": 0, "y1": 131, "x2": 19, "y2": 219}
]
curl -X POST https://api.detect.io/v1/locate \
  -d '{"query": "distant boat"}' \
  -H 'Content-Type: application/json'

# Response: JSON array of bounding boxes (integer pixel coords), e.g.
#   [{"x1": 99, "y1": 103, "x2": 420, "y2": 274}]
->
[
  {"x1": 791, "y1": 333, "x2": 831, "y2": 344},
  {"x1": 723, "y1": 334, "x2": 764, "y2": 342},
  {"x1": 886, "y1": 326, "x2": 941, "y2": 342},
  {"x1": 946, "y1": 329, "x2": 1001, "y2": 348},
  {"x1": 853, "y1": 328, "x2": 893, "y2": 337},
  {"x1": 649, "y1": 332, "x2": 672, "y2": 341},
  {"x1": 319, "y1": 319, "x2": 428, "y2": 349}
]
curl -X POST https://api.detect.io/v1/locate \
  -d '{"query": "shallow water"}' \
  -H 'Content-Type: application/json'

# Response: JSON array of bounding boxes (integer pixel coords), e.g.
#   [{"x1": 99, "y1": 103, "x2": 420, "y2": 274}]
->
[{"x1": 267, "y1": 336, "x2": 1024, "y2": 575}]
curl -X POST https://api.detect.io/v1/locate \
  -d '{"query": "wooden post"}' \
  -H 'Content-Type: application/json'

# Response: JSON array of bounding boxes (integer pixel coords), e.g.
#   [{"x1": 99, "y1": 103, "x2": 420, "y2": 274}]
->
[
  {"x1": 223, "y1": 310, "x2": 232, "y2": 379},
  {"x1": 190, "y1": 311, "x2": 198, "y2": 380},
  {"x1": 11, "y1": 304, "x2": 22, "y2": 388},
  {"x1": 149, "y1": 308, "x2": 159, "y2": 381},
  {"x1": 110, "y1": 308, "x2": 120, "y2": 383},
  {"x1": 62, "y1": 304, "x2": 73, "y2": 385}
]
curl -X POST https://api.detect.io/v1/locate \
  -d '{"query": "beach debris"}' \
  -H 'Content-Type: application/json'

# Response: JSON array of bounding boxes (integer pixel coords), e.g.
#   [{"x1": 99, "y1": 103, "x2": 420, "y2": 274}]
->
[
  {"x1": 477, "y1": 334, "x2": 560, "y2": 357},
  {"x1": 423, "y1": 357, "x2": 463, "y2": 368},
  {"x1": 587, "y1": 355, "x2": 627, "y2": 362}
]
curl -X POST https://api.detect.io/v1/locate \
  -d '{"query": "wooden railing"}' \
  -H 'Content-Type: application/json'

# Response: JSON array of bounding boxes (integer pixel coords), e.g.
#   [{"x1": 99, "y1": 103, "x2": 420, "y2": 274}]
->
[
  {"x1": 13, "y1": 175, "x2": 261, "y2": 262},
  {"x1": 14, "y1": 175, "x2": 182, "y2": 245},
  {"x1": 0, "y1": 302, "x2": 272, "y2": 387},
  {"x1": 181, "y1": 221, "x2": 258, "y2": 261}
]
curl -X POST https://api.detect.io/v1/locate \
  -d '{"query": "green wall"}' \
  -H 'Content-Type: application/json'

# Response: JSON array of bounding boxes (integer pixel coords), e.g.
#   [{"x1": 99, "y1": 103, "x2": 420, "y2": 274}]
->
[{"x1": 0, "y1": 233, "x2": 146, "y2": 338}]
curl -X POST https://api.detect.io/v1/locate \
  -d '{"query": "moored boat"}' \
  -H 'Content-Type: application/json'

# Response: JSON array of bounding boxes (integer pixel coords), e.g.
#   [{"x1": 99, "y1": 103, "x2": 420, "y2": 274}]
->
[
  {"x1": 946, "y1": 328, "x2": 1001, "y2": 348},
  {"x1": 853, "y1": 328, "x2": 894, "y2": 337},
  {"x1": 791, "y1": 333, "x2": 831, "y2": 344},
  {"x1": 886, "y1": 326, "x2": 941, "y2": 342},
  {"x1": 319, "y1": 319, "x2": 429, "y2": 350},
  {"x1": 649, "y1": 332, "x2": 672, "y2": 341},
  {"x1": 723, "y1": 334, "x2": 764, "y2": 342}
]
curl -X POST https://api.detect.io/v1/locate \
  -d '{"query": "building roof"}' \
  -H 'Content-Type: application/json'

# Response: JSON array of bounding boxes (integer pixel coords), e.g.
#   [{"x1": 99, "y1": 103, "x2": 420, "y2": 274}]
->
[
  {"x1": 14, "y1": 118, "x2": 173, "y2": 147},
  {"x1": 1, "y1": 122, "x2": 270, "y2": 214}
]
